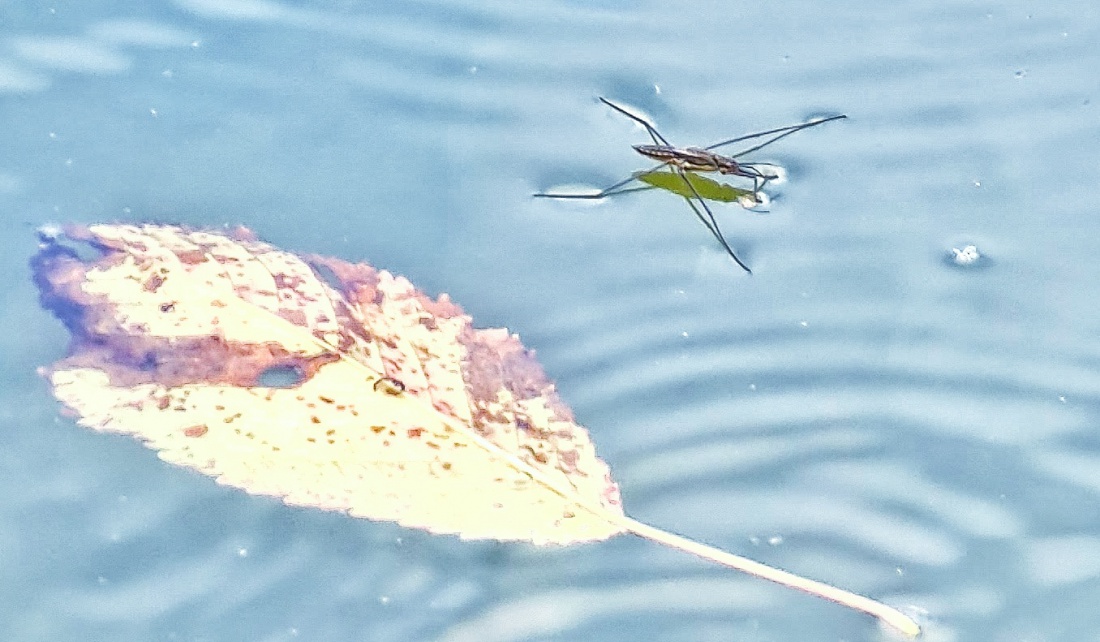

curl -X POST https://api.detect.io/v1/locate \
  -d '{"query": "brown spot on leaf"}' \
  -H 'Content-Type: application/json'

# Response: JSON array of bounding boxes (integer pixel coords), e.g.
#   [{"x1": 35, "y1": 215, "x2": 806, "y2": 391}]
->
[
  {"x1": 175, "y1": 249, "x2": 207, "y2": 265},
  {"x1": 433, "y1": 399, "x2": 457, "y2": 417},
  {"x1": 271, "y1": 272, "x2": 300, "y2": 289},
  {"x1": 143, "y1": 273, "x2": 166, "y2": 293},
  {"x1": 522, "y1": 445, "x2": 549, "y2": 464},
  {"x1": 559, "y1": 450, "x2": 580, "y2": 474},
  {"x1": 279, "y1": 308, "x2": 307, "y2": 327},
  {"x1": 183, "y1": 424, "x2": 208, "y2": 438}
]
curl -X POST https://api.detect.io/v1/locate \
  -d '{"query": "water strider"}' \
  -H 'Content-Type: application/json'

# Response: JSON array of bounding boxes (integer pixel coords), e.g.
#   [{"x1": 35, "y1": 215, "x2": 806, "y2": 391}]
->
[{"x1": 534, "y1": 97, "x2": 846, "y2": 273}]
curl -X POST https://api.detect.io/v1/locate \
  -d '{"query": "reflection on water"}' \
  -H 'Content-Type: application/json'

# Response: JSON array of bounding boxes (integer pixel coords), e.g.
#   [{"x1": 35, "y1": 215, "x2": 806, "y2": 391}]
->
[{"x1": 3, "y1": 0, "x2": 1100, "y2": 640}]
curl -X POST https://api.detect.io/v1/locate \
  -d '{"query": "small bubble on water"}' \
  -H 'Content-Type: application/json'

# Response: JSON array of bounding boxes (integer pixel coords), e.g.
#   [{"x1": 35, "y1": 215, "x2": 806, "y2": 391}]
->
[{"x1": 951, "y1": 244, "x2": 981, "y2": 266}]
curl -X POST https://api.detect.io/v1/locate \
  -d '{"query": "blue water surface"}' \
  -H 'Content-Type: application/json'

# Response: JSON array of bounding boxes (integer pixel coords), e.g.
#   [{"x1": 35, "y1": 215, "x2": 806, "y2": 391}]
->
[{"x1": 3, "y1": 1, "x2": 1100, "y2": 640}]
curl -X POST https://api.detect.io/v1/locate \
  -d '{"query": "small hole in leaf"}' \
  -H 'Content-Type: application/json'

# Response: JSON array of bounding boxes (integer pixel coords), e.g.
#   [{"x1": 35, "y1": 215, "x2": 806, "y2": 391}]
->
[
  {"x1": 257, "y1": 364, "x2": 305, "y2": 388},
  {"x1": 373, "y1": 377, "x2": 405, "y2": 395}
]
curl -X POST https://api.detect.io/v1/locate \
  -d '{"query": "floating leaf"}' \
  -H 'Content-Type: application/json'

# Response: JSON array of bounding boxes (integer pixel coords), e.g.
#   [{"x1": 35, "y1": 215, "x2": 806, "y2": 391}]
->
[
  {"x1": 32, "y1": 224, "x2": 920, "y2": 636},
  {"x1": 635, "y1": 169, "x2": 755, "y2": 204}
]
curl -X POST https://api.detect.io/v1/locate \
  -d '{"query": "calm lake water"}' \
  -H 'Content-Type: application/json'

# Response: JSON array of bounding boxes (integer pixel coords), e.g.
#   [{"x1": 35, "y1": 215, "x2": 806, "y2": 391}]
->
[{"x1": 4, "y1": 1, "x2": 1100, "y2": 640}]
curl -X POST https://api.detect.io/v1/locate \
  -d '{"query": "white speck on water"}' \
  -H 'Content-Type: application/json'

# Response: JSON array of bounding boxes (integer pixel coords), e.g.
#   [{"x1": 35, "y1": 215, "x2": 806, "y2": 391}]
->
[
  {"x1": 951, "y1": 244, "x2": 981, "y2": 266},
  {"x1": 36, "y1": 223, "x2": 62, "y2": 243}
]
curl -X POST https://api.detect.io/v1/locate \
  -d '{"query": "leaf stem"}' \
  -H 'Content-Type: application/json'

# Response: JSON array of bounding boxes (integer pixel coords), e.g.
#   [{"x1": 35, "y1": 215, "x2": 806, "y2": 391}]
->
[{"x1": 619, "y1": 516, "x2": 921, "y2": 637}]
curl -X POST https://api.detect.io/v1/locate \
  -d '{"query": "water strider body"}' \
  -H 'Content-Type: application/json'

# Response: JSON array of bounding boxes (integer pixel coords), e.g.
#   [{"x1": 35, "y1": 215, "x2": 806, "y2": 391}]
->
[
  {"x1": 632, "y1": 144, "x2": 767, "y2": 183},
  {"x1": 534, "y1": 97, "x2": 846, "y2": 273}
]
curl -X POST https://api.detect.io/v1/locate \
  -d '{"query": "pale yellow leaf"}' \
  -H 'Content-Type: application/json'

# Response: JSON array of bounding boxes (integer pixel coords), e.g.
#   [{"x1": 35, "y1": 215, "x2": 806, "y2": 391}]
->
[{"x1": 33, "y1": 223, "x2": 921, "y2": 636}]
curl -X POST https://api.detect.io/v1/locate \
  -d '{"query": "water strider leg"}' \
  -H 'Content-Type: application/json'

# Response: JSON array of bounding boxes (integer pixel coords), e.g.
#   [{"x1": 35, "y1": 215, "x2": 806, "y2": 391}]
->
[
  {"x1": 535, "y1": 98, "x2": 678, "y2": 200},
  {"x1": 673, "y1": 169, "x2": 752, "y2": 274},
  {"x1": 706, "y1": 114, "x2": 847, "y2": 156},
  {"x1": 533, "y1": 173, "x2": 659, "y2": 200},
  {"x1": 597, "y1": 97, "x2": 673, "y2": 147}
]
